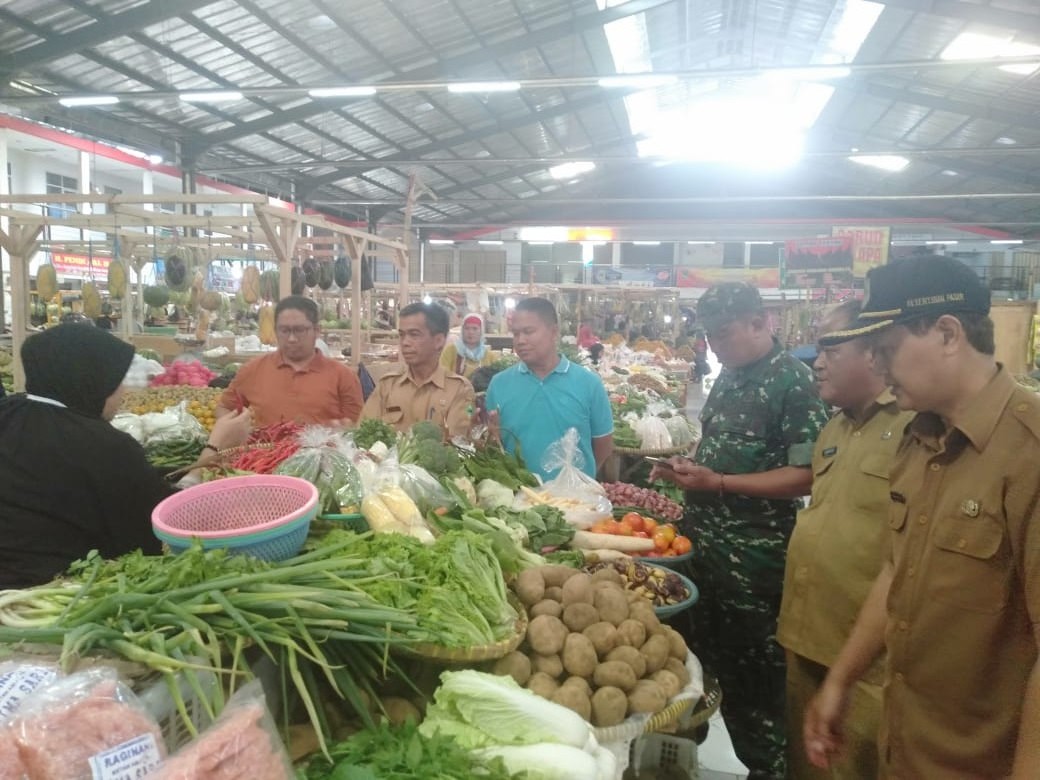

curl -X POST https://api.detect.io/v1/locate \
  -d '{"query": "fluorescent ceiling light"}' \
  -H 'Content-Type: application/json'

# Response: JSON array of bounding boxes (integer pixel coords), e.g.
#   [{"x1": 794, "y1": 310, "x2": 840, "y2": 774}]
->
[
  {"x1": 941, "y1": 169, "x2": 959, "y2": 176},
  {"x1": 58, "y1": 95, "x2": 118, "y2": 107},
  {"x1": 308, "y1": 86, "x2": 377, "y2": 98},
  {"x1": 597, "y1": 74, "x2": 679, "y2": 89},
  {"x1": 447, "y1": 81, "x2": 520, "y2": 93},
  {"x1": 526, "y1": 241, "x2": 555, "y2": 245},
  {"x1": 849, "y1": 154, "x2": 910, "y2": 172},
  {"x1": 519, "y1": 226, "x2": 568, "y2": 242},
  {"x1": 926, "y1": 240, "x2": 958, "y2": 245},
  {"x1": 991, "y1": 239, "x2": 1024, "y2": 245},
  {"x1": 941, "y1": 32, "x2": 1040, "y2": 76},
  {"x1": 632, "y1": 241, "x2": 660, "y2": 246},
  {"x1": 995, "y1": 136, "x2": 1017, "y2": 145},
  {"x1": 180, "y1": 91, "x2": 243, "y2": 103},
  {"x1": 687, "y1": 241, "x2": 716, "y2": 245},
  {"x1": 428, "y1": 239, "x2": 454, "y2": 245},
  {"x1": 478, "y1": 240, "x2": 504, "y2": 245},
  {"x1": 747, "y1": 241, "x2": 776, "y2": 245},
  {"x1": 548, "y1": 161, "x2": 595, "y2": 180}
]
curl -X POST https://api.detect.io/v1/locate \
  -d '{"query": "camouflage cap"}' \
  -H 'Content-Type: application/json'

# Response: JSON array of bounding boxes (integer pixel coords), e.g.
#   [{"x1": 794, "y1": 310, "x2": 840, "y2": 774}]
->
[{"x1": 696, "y1": 282, "x2": 764, "y2": 331}]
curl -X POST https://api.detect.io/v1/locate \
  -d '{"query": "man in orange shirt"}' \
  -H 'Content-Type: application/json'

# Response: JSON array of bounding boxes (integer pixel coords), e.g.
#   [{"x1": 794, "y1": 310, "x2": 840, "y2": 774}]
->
[{"x1": 217, "y1": 296, "x2": 363, "y2": 427}]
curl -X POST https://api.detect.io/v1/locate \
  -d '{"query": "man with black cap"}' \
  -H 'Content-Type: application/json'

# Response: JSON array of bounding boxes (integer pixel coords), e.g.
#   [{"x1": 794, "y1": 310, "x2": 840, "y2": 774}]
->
[
  {"x1": 804, "y1": 256, "x2": 1039, "y2": 778},
  {"x1": 651, "y1": 282, "x2": 829, "y2": 778}
]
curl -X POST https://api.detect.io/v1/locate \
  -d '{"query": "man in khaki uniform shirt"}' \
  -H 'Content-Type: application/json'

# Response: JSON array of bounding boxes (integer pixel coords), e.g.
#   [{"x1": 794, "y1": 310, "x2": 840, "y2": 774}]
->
[
  {"x1": 804, "y1": 256, "x2": 1040, "y2": 778},
  {"x1": 362, "y1": 301, "x2": 475, "y2": 439},
  {"x1": 778, "y1": 300, "x2": 914, "y2": 779}
]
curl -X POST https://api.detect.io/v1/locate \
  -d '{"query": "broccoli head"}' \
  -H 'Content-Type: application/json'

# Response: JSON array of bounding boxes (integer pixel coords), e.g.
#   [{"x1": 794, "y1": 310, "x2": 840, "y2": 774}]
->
[
  {"x1": 409, "y1": 420, "x2": 444, "y2": 443},
  {"x1": 399, "y1": 436, "x2": 462, "y2": 477}
]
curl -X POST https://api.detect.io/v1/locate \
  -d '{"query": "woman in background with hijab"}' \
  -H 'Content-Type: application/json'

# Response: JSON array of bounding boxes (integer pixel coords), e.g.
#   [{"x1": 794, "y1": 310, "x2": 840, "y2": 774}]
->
[
  {"x1": 439, "y1": 313, "x2": 496, "y2": 378},
  {"x1": 0, "y1": 324, "x2": 251, "y2": 589}
]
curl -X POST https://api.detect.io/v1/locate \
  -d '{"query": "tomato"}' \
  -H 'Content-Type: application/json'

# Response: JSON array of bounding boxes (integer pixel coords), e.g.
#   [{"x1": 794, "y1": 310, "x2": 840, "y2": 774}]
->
[
  {"x1": 672, "y1": 536, "x2": 692, "y2": 555},
  {"x1": 615, "y1": 520, "x2": 635, "y2": 536},
  {"x1": 590, "y1": 520, "x2": 613, "y2": 535},
  {"x1": 621, "y1": 512, "x2": 645, "y2": 533},
  {"x1": 663, "y1": 549, "x2": 678, "y2": 557},
  {"x1": 642, "y1": 518, "x2": 658, "y2": 535},
  {"x1": 653, "y1": 529, "x2": 674, "y2": 552},
  {"x1": 655, "y1": 525, "x2": 676, "y2": 546}
]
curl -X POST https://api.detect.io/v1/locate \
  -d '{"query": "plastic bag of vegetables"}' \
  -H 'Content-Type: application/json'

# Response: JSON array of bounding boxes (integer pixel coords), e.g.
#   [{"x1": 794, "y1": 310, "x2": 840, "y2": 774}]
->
[{"x1": 275, "y1": 447, "x2": 363, "y2": 515}]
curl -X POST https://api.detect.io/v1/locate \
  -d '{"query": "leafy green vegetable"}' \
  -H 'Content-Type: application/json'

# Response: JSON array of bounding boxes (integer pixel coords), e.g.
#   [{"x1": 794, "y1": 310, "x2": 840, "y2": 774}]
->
[
  {"x1": 501, "y1": 505, "x2": 575, "y2": 552},
  {"x1": 398, "y1": 436, "x2": 461, "y2": 477},
  {"x1": 462, "y1": 444, "x2": 538, "y2": 490},
  {"x1": 300, "y1": 721, "x2": 522, "y2": 780},
  {"x1": 419, "y1": 670, "x2": 592, "y2": 750},
  {"x1": 409, "y1": 420, "x2": 443, "y2": 442},
  {"x1": 353, "y1": 418, "x2": 397, "y2": 450},
  {"x1": 612, "y1": 418, "x2": 641, "y2": 448}
]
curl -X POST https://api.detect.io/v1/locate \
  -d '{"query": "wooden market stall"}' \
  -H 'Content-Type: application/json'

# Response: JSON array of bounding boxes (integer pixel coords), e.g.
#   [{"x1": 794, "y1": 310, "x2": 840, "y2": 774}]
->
[{"x1": 0, "y1": 193, "x2": 409, "y2": 390}]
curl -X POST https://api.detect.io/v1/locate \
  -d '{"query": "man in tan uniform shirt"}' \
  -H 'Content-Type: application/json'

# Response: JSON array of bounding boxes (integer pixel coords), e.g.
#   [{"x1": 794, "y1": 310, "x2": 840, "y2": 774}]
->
[
  {"x1": 778, "y1": 300, "x2": 914, "y2": 779},
  {"x1": 362, "y1": 301, "x2": 475, "y2": 439},
  {"x1": 804, "y1": 256, "x2": 1040, "y2": 778}
]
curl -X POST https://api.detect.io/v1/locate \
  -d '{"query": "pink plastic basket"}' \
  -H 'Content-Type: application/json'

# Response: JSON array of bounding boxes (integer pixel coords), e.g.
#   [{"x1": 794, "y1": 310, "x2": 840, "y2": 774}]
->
[{"x1": 152, "y1": 475, "x2": 318, "y2": 562}]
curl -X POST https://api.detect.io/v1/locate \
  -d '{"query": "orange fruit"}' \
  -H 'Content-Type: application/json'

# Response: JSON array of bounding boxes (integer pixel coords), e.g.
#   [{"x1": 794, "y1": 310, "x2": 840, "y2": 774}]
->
[{"x1": 672, "y1": 536, "x2": 692, "y2": 555}]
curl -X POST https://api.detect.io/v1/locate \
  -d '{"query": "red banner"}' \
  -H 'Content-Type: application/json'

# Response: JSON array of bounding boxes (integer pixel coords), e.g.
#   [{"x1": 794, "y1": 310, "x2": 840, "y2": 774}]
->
[{"x1": 49, "y1": 252, "x2": 110, "y2": 278}]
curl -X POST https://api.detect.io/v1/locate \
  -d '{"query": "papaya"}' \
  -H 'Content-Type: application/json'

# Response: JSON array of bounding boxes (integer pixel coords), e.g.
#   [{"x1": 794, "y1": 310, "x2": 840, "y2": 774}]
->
[
  {"x1": 107, "y1": 259, "x2": 127, "y2": 300},
  {"x1": 195, "y1": 308, "x2": 210, "y2": 341},
  {"x1": 200, "y1": 291, "x2": 222, "y2": 311},
  {"x1": 242, "y1": 266, "x2": 261, "y2": 304},
  {"x1": 81, "y1": 282, "x2": 102, "y2": 319},
  {"x1": 317, "y1": 261, "x2": 334, "y2": 290},
  {"x1": 259, "y1": 304, "x2": 276, "y2": 345},
  {"x1": 37, "y1": 264, "x2": 58, "y2": 301},
  {"x1": 259, "y1": 270, "x2": 280, "y2": 302},
  {"x1": 291, "y1": 266, "x2": 306, "y2": 295},
  {"x1": 334, "y1": 256, "x2": 350, "y2": 288}
]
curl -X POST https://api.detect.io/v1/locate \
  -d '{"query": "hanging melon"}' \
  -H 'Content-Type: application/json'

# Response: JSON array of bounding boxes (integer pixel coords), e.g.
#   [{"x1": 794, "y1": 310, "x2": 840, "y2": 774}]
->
[
  {"x1": 333, "y1": 256, "x2": 350, "y2": 288},
  {"x1": 164, "y1": 249, "x2": 190, "y2": 292},
  {"x1": 259, "y1": 270, "x2": 280, "y2": 302},
  {"x1": 81, "y1": 282, "x2": 102, "y2": 319},
  {"x1": 242, "y1": 266, "x2": 261, "y2": 304},
  {"x1": 107, "y1": 259, "x2": 127, "y2": 300},
  {"x1": 200, "y1": 291, "x2": 222, "y2": 312},
  {"x1": 290, "y1": 266, "x2": 306, "y2": 295},
  {"x1": 317, "y1": 261, "x2": 334, "y2": 290},
  {"x1": 37, "y1": 264, "x2": 58, "y2": 301},
  {"x1": 302, "y1": 257, "x2": 319, "y2": 288},
  {"x1": 143, "y1": 285, "x2": 170, "y2": 308}
]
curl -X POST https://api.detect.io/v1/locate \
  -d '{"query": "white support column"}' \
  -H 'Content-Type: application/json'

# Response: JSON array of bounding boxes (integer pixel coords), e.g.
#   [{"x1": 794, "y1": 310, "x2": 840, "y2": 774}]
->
[{"x1": 0, "y1": 128, "x2": 9, "y2": 329}]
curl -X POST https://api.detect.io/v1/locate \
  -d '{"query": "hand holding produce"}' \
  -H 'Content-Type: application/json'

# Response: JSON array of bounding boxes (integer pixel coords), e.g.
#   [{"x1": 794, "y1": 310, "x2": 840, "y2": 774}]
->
[{"x1": 207, "y1": 407, "x2": 253, "y2": 451}]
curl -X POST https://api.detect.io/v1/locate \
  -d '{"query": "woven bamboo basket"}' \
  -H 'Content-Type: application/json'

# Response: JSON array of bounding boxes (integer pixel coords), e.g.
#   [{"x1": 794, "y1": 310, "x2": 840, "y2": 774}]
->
[{"x1": 396, "y1": 597, "x2": 528, "y2": 663}]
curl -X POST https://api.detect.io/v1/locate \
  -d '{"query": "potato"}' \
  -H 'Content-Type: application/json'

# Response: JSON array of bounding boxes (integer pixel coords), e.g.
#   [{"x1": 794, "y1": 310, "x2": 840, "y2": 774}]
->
[
  {"x1": 560, "y1": 572, "x2": 594, "y2": 606},
  {"x1": 515, "y1": 568, "x2": 546, "y2": 607},
  {"x1": 593, "y1": 587, "x2": 630, "y2": 627},
  {"x1": 530, "y1": 653, "x2": 564, "y2": 678},
  {"x1": 528, "y1": 614, "x2": 568, "y2": 655},
  {"x1": 561, "y1": 676, "x2": 592, "y2": 698},
  {"x1": 662, "y1": 626, "x2": 688, "y2": 659},
  {"x1": 562, "y1": 632, "x2": 598, "y2": 678},
  {"x1": 591, "y1": 686, "x2": 628, "y2": 727},
  {"x1": 651, "y1": 669, "x2": 681, "y2": 699},
  {"x1": 551, "y1": 685, "x2": 592, "y2": 721},
  {"x1": 540, "y1": 564, "x2": 580, "y2": 588},
  {"x1": 616, "y1": 618, "x2": 647, "y2": 648},
  {"x1": 379, "y1": 697, "x2": 421, "y2": 726},
  {"x1": 530, "y1": 599, "x2": 563, "y2": 619},
  {"x1": 593, "y1": 660, "x2": 638, "y2": 692},
  {"x1": 606, "y1": 645, "x2": 646, "y2": 679},
  {"x1": 664, "y1": 657, "x2": 691, "y2": 688},
  {"x1": 590, "y1": 567, "x2": 624, "y2": 585},
  {"x1": 562, "y1": 602, "x2": 600, "y2": 633},
  {"x1": 545, "y1": 586, "x2": 564, "y2": 602},
  {"x1": 627, "y1": 680, "x2": 667, "y2": 715},
  {"x1": 629, "y1": 602, "x2": 661, "y2": 633},
  {"x1": 492, "y1": 651, "x2": 532, "y2": 686},
  {"x1": 640, "y1": 634, "x2": 671, "y2": 674},
  {"x1": 582, "y1": 621, "x2": 619, "y2": 657},
  {"x1": 526, "y1": 671, "x2": 560, "y2": 698}
]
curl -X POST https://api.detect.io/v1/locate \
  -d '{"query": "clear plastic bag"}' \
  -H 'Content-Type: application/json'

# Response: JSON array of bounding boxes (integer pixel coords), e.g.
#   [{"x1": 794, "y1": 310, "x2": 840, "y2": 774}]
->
[
  {"x1": 515, "y1": 428, "x2": 612, "y2": 528},
  {"x1": 275, "y1": 428, "x2": 364, "y2": 514},
  {"x1": 0, "y1": 661, "x2": 59, "y2": 722},
  {"x1": 11, "y1": 667, "x2": 166, "y2": 779},
  {"x1": 365, "y1": 456, "x2": 455, "y2": 515},
  {"x1": 149, "y1": 680, "x2": 293, "y2": 780}
]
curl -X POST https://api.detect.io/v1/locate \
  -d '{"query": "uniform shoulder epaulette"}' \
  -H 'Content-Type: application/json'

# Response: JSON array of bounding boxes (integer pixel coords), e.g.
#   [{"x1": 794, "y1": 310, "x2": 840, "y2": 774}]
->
[{"x1": 1009, "y1": 387, "x2": 1040, "y2": 440}]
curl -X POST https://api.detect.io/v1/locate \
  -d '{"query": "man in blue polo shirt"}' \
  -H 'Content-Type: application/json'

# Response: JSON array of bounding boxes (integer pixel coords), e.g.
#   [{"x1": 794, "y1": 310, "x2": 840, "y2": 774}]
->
[{"x1": 486, "y1": 297, "x2": 613, "y2": 481}]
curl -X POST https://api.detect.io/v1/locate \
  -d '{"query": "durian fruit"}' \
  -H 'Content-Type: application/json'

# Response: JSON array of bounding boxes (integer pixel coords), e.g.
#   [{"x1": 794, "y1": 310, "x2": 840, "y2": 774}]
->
[
  {"x1": 37, "y1": 264, "x2": 58, "y2": 301},
  {"x1": 242, "y1": 266, "x2": 261, "y2": 304},
  {"x1": 259, "y1": 304, "x2": 276, "y2": 345},
  {"x1": 107, "y1": 259, "x2": 127, "y2": 300},
  {"x1": 82, "y1": 282, "x2": 102, "y2": 319}
]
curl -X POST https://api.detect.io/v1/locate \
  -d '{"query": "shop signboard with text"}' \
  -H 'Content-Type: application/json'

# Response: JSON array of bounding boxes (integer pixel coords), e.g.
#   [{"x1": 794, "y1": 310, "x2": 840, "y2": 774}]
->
[
  {"x1": 831, "y1": 226, "x2": 891, "y2": 277},
  {"x1": 591, "y1": 266, "x2": 674, "y2": 287},
  {"x1": 48, "y1": 252, "x2": 111, "y2": 279},
  {"x1": 675, "y1": 266, "x2": 781, "y2": 288},
  {"x1": 782, "y1": 237, "x2": 854, "y2": 288}
]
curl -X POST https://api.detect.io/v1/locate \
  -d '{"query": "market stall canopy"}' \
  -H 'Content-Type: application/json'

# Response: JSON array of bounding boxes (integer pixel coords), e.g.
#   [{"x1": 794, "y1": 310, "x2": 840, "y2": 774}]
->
[{"x1": 0, "y1": 0, "x2": 1038, "y2": 240}]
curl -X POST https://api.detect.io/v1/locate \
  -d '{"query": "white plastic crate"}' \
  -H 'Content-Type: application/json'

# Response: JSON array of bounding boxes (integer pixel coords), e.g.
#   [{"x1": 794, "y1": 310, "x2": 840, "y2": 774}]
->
[
  {"x1": 135, "y1": 670, "x2": 218, "y2": 752},
  {"x1": 629, "y1": 733, "x2": 698, "y2": 778}
]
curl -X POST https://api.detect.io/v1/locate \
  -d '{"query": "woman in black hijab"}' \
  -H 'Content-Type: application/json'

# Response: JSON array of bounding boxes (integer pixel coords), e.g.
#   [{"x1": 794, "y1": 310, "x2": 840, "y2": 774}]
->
[{"x1": 0, "y1": 324, "x2": 251, "y2": 588}]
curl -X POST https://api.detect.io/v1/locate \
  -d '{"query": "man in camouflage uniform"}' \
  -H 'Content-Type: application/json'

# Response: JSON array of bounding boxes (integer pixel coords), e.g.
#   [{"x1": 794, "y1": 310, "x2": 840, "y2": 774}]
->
[{"x1": 652, "y1": 283, "x2": 829, "y2": 779}]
